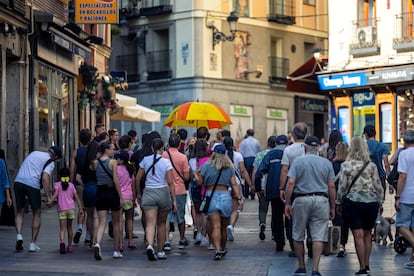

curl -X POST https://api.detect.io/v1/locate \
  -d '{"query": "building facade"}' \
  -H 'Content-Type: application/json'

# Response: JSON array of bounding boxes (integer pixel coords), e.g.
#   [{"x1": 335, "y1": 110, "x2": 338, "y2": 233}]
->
[
  {"x1": 110, "y1": 0, "x2": 329, "y2": 145},
  {"x1": 318, "y1": 0, "x2": 414, "y2": 153}
]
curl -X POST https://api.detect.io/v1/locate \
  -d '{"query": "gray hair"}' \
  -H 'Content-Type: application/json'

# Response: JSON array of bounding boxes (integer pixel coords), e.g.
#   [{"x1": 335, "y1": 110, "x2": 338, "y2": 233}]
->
[
  {"x1": 404, "y1": 129, "x2": 414, "y2": 144},
  {"x1": 304, "y1": 144, "x2": 319, "y2": 154}
]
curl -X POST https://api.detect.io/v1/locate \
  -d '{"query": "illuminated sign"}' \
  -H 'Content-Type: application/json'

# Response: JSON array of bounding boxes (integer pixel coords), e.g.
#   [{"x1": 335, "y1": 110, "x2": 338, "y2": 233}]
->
[
  {"x1": 75, "y1": 0, "x2": 118, "y2": 24},
  {"x1": 318, "y1": 72, "x2": 367, "y2": 90}
]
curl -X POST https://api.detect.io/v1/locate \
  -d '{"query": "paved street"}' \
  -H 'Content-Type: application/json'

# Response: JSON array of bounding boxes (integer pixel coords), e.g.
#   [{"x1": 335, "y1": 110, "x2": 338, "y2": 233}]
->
[{"x1": 0, "y1": 195, "x2": 412, "y2": 276}]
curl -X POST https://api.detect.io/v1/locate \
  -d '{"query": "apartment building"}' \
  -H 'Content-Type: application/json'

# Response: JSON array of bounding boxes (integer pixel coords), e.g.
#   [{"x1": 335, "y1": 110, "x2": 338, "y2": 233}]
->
[{"x1": 110, "y1": 0, "x2": 329, "y2": 145}]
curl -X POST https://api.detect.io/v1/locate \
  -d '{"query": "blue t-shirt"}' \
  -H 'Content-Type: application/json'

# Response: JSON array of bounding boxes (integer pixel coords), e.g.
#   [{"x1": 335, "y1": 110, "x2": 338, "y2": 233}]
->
[
  {"x1": 200, "y1": 162, "x2": 234, "y2": 187},
  {"x1": 367, "y1": 140, "x2": 389, "y2": 179}
]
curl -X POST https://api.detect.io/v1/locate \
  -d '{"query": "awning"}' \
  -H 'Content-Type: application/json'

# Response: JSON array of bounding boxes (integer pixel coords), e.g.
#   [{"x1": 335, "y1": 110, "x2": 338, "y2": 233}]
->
[
  {"x1": 286, "y1": 57, "x2": 328, "y2": 95},
  {"x1": 111, "y1": 94, "x2": 161, "y2": 122}
]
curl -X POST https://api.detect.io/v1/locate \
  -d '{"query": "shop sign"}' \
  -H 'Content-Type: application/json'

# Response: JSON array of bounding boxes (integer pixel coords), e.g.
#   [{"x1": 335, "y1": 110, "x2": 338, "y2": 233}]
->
[
  {"x1": 75, "y1": 0, "x2": 118, "y2": 24},
  {"x1": 299, "y1": 98, "x2": 328, "y2": 113},
  {"x1": 318, "y1": 72, "x2": 367, "y2": 90},
  {"x1": 154, "y1": 106, "x2": 172, "y2": 116},
  {"x1": 230, "y1": 105, "x2": 252, "y2": 116},
  {"x1": 266, "y1": 108, "x2": 287, "y2": 119},
  {"x1": 366, "y1": 67, "x2": 414, "y2": 85},
  {"x1": 352, "y1": 91, "x2": 375, "y2": 107}
]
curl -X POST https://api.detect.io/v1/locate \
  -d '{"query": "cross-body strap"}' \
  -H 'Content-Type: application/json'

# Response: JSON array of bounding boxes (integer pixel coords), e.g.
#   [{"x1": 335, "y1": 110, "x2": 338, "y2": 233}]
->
[
  {"x1": 166, "y1": 150, "x2": 185, "y2": 181},
  {"x1": 144, "y1": 157, "x2": 162, "y2": 178},
  {"x1": 345, "y1": 161, "x2": 369, "y2": 196},
  {"x1": 208, "y1": 168, "x2": 224, "y2": 199},
  {"x1": 40, "y1": 158, "x2": 53, "y2": 189},
  {"x1": 98, "y1": 158, "x2": 113, "y2": 180}
]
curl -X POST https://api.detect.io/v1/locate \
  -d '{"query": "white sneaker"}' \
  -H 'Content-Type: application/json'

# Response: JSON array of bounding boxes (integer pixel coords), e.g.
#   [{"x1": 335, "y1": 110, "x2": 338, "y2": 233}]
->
[
  {"x1": 29, "y1": 242, "x2": 40, "y2": 252},
  {"x1": 113, "y1": 251, "x2": 123, "y2": 259},
  {"x1": 208, "y1": 244, "x2": 215, "y2": 250},
  {"x1": 94, "y1": 243, "x2": 102, "y2": 261},
  {"x1": 157, "y1": 251, "x2": 167, "y2": 259},
  {"x1": 200, "y1": 236, "x2": 209, "y2": 247},
  {"x1": 226, "y1": 225, "x2": 235, "y2": 241}
]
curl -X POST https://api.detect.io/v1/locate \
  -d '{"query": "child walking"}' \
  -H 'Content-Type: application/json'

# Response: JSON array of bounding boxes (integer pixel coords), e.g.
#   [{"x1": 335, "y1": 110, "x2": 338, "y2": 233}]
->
[
  {"x1": 115, "y1": 150, "x2": 136, "y2": 250},
  {"x1": 48, "y1": 167, "x2": 83, "y2": 254}
]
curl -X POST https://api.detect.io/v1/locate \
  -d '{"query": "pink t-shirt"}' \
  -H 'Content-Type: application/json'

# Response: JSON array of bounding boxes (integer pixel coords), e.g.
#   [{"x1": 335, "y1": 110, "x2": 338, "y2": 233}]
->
[
  {"x1": 54, "y1": 182, "x2": 77, "y2": 212},
  {"x1": 118, "y1": 165, "x2": 134, "y2": 200},
  {"x1": 162, "y1": 148, "x2": 190, "y2": 196}
]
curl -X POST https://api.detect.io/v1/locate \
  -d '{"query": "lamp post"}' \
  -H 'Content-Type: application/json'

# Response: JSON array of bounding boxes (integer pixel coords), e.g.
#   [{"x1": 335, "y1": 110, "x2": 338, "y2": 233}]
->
[{"x1": 208, "y1": 11, "x2": 239, "y2": 50}]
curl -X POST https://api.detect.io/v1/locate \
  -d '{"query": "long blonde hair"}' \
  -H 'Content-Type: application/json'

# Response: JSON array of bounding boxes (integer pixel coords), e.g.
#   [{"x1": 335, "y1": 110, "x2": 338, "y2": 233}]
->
[
  {"x1": 333, "y1": 142, "x2": 348, "y2": 162},
  {"x1": 346, "y1": 136, "x2": 371, "y2": 162},
  {"x1": 209, "y1": 152, "x2": 234, "y2": 171}
]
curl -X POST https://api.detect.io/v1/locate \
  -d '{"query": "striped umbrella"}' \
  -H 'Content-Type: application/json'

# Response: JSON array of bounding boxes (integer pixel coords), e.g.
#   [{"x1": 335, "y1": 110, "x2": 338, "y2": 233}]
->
[{"x1": 164, "y1": 101, "x2": 232, "y2": 129}]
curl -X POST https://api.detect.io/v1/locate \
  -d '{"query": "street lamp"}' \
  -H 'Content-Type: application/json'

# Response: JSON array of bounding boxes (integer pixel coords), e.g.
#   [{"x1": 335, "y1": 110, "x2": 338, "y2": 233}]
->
[
  {"x1": 208, "y1": 11, "x2": 239, "y2": 50},
  {"x1": 120, "y1": 17, "x2": 129, "y2": 38}
]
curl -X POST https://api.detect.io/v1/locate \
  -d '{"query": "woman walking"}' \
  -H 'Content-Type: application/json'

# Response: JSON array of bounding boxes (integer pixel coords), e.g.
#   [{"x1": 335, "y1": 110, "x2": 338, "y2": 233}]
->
[
  {"x1": 92, "y1": 142, "x2": 124, "y2": 260},
  {"x1": 336, "y1": 137, "x2": 383, "y2": 275},
  {"x1": 195, "y1": 144, "x2": 243, "y2": 260},
  {"x1": 135, "y1": 137, "x2": 176, "y2": 261}
]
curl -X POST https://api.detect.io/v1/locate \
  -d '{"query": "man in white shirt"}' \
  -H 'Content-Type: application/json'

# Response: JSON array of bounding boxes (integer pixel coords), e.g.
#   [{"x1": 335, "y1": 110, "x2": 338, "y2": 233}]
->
[
  {"x1": 239, "y1": 129, "x2": 261, "y2": 199},
  {"x1": 14, "y1": 146, "x2": 61, "y2": 252}
]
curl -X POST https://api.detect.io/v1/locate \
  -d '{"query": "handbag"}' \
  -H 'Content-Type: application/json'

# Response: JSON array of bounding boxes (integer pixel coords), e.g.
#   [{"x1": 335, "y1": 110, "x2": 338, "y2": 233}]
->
[
  {"x1": 387, "y1": 163, "x2": 399, "y2": 190},
  {"x1": 199, "y1": 168, "x2": 223, "y2": 213}
]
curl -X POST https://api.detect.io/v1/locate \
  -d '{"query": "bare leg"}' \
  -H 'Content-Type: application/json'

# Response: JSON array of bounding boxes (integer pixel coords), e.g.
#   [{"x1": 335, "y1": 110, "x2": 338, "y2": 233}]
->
[
  {"x1": 15, "y1": 208, "x2": 25, "y2": 235},
  {"x1": 363, "y1": 229, "x2": 373, "y2": 268},
  {"x1": 352, "y1": 228, "x2": 366, "y2": 269},
  {"x1": 208, "y1": 213, "x2": 222, "y2": 252},
  {"x1": 294, "y1": 240, "x2": 305, "y2": 269},
  {"x1": 144, "y1": 209, "x2": 157, "y2": 248},
  {"x1": 31, "y1": 208, "x2": 41, "y2": 243},
  {"x1": 220, "y1": 217, "x2": 230, "y2": 250},
  {"x1": 95, "y1": 210, "x2": 108, "y2": 245},
  {"x1": 112, "y1": 209, "x2": 122, "y2": 251},
  {"x1": 311, "y1": 241, "x2": 323, "y2": 272},
  {"x1": 59, "y1": 219, "x2": 67, "y2": 242},
  {"x1": 67, "y1": 219, "x2": 73, "y2": 246},
  {"x1": 157, "y1": 210, "x2": 169, "y2": 252}
]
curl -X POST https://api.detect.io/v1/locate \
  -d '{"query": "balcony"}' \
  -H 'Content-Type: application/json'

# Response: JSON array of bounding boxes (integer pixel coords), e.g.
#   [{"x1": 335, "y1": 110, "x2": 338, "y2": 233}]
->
[
  {"x1": 268, "y1": 0, "x2": 296, "y2": 25},
  {"x1": 146, "y1": 50, "x2": 172, "y2": 81},
  {"x1": 139, "y1": 0, "x2": 172, "y2": 17},
  {"x1": 269, "y1": 56, "x2": 289, "y2": 84},
  {"x1": 349, "y1": 18, "x2": 380, "y2": 57},
  {"x1": 115, "y1": 54, "x2": 140, "y2": 82},
  {"x1": 393, "y1": 12, "x2": 414, "y2": 53}
]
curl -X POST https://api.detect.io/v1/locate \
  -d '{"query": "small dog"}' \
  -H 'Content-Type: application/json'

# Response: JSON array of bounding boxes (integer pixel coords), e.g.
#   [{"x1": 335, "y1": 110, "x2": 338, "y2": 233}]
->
[{"x1": 375, "y1": 216, "x2": 395, "y2": 245}]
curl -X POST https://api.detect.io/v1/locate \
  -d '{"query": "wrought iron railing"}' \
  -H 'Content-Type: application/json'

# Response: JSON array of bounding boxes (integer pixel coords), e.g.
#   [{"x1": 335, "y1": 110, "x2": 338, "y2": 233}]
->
[
  {"x1": 146, "y1": 50, "x2": 172, "y2": 80},
  {"x1": 269, "y1": 56, "x2": 289, "y2": 84},
  {"x1": 140, "y1": 0, "x2": 172, "y2": 16},
  {"x1": 349, "y1": 17, "x2": 380, "y2": 57},
  {"x1": 115, "y1": 54, "x2": 139, "y2": 82},
  {"x1": 268, "y1": 0, "x2": 296, "y2": 25},
  {"x1": 393, "y1": 12, "x2": 414, "y2": 52}
]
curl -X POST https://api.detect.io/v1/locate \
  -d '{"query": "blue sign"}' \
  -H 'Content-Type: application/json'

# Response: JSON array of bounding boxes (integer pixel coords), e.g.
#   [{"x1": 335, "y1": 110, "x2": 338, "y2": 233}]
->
[
  {"x1": 318, "y1": 72, "x2": 367, "y2": 90},
  {"x1": 352, "y1": 91, "x2": 375, "y2": 107},
  {"x1": 110, "y1": 71, "x2": 127, "y2": 82}
]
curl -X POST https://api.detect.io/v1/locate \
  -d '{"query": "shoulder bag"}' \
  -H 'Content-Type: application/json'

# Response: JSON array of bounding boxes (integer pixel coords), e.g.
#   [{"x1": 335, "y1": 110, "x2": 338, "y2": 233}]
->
[
  {"x1": 139, "y1": 156, "x2": 162, "y2": 190},
  {"x1": 199, "y1": 168, "x2": 223, "y2": 214},
  {"x1": 341, "y1": 161, "x2": 369, "y2": 203}
]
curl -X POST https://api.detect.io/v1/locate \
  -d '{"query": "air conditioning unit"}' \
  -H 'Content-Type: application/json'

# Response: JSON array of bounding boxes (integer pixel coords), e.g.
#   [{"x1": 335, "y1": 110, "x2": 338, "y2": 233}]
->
[{"x1": 357, "y1": 26, "x2": 377, "y2": 45}]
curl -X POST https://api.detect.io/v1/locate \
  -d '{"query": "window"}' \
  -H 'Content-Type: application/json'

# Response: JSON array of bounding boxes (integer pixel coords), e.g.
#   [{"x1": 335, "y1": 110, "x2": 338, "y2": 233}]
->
[{"x1": 303, "y1": 0, "x2": 315, "y2": 5}]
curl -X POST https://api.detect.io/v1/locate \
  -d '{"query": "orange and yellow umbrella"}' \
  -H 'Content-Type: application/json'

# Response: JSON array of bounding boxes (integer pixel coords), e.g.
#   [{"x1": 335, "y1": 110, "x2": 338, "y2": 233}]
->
[{"x1": 164, "y1": 101, "x2": 232, "y2": 129}]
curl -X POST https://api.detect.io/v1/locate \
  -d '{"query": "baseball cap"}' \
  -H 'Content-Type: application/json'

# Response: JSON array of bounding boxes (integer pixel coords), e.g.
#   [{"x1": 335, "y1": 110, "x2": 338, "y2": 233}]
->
[
  {"x1": 48, "y1": 146, "x2": 62, "y2": 158},
  {"x1": 276, "y1": 135, "x2": 288, "y2": 145},
  {"x1": 213, "y1": 144, "x2": 226, "y2": 154},
  {"x1": 304, "y1": 136, "x2": 320, "y2": 147}
]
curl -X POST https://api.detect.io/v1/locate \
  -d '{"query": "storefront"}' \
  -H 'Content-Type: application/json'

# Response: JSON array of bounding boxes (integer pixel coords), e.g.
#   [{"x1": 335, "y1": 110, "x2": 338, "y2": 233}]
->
[{"x1": 318, "y1": 64, "x2": 414, "y2": 153}]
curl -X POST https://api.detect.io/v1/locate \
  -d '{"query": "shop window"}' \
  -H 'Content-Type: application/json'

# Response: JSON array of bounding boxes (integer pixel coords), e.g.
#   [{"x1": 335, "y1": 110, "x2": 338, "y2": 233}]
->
[
  {"x1": 38, "y1": 65, "x2": 49, "y2": 148},
  {"x1": 379, "y1": 103, "x2": 392, "y2": 145}
]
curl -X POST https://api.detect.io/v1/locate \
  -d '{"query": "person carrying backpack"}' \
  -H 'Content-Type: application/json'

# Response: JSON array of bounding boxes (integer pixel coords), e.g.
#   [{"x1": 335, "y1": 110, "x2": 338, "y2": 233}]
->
[
  {"x1": 363, "y1": 125, "x2": 393, "y2": 198},
  {"x1": 255, "y1": 135, "x2": 288, "y2": 252}
]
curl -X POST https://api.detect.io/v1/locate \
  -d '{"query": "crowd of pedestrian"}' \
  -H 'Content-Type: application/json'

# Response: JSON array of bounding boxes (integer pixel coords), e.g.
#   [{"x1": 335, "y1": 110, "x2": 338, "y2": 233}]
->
[{"x1": 1, "y1": 121, "x2": 414, "y2": 276}]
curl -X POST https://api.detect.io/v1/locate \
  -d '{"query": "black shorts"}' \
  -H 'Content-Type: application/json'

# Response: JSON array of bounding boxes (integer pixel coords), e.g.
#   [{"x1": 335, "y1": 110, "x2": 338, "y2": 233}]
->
[
  {"x1": 14, "y1": 182, "x2": 41, "y2": 211},
  {"x1": 95, "y1": 185, "x2": 121, "y2": 211},
  {"x1": 342, "y1": 198, "x2": 379, "y2": 230}
]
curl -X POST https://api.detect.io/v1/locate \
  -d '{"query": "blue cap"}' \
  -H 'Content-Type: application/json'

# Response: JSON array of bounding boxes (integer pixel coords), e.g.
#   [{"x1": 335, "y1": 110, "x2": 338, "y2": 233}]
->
[
  {"x1": 213, "y1": 144, "x2": 226, "y2": 154},
  {"x1": 48, "y1": 146, "x2": 62, "y2": 158},
  {"x1": 276, "y1": 135, "x2": 288, "y2": 145}
]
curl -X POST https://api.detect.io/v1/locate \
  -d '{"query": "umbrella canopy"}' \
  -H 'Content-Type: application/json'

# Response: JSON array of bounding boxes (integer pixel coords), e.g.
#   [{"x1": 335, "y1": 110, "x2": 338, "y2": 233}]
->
[{"x1": 164, "y1": 101, "x2": 232, "y2": 129}]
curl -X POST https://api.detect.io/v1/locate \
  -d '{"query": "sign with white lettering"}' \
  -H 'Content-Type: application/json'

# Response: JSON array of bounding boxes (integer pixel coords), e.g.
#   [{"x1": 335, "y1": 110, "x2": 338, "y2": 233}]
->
[
  {"x1": 75, "y1": 0, "x2": 118, "y2": 24},
  {"x1": 318, "y1": 72, "x2": 367, "y2": 90},
  {"x1": 299, "y1": 97, "x2": 328, "y2": 113},
  {"x1": 352, "y1": 92, "x2": 375, "y2": 107}
]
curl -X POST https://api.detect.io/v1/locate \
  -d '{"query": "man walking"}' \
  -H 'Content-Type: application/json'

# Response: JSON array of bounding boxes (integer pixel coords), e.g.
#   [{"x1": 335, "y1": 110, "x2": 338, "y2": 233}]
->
[
  {"x1": 394, "y1": 129, "x2": 414, "y2": 269},
  {"x1": 255, "y1": 135, "x2": 288, "y2": 251},
  {"x1": 162, "y1": 133, "x2": 190, "y2": 250},
  {"x1": 284, "y1": 136, "x2": 336, "y2": 276},
  {"x1": 279, "y1": 122, "x2": 307, "y2": 256},
  {"x1": 364, "y1": 124, "x2": 392, "y2": 197},
  {"x1": 14, "y1": 146, "x2": 62, "y2": 252},
  {"x1": 239, "y1": 129, "x2": 261, "y2": 199}
]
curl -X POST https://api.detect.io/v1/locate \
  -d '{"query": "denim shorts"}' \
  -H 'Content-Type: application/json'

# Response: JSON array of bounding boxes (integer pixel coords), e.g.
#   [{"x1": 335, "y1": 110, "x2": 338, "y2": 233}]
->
[
  {"x1": 205, "y1": 190, "x2": 232, "y2": 218},
  {"x1": 396, "y1": 202, "x2": 414, "y2": 228}
]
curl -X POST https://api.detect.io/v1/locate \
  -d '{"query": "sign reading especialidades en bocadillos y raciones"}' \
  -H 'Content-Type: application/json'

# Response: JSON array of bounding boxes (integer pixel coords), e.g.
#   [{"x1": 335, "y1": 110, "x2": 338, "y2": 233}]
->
[{"x1": 75, "y1": 0, "x2": 118, "y2": 24}]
